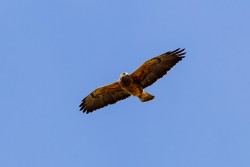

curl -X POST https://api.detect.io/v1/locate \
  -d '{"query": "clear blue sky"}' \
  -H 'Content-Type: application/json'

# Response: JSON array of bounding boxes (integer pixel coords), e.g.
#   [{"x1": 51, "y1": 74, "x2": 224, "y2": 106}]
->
[{"x1": 1, "y1": 0, "x2": 250, "y2": 167}]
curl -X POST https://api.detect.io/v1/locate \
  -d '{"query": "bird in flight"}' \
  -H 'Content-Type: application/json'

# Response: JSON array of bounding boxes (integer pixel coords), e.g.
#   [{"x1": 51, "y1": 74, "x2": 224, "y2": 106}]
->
[{"x1": 79, "y1": 48, "x2": 186, "y2": 113}]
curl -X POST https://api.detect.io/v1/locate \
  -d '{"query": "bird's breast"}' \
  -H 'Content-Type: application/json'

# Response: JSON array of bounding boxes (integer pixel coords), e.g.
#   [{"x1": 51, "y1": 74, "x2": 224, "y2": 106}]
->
[
  {"x1": 119, "y1": 76, "x2": 143, "y2": 96},
  {"x1": 119, "y1": 75, "x2": 131, "y2": 87}
]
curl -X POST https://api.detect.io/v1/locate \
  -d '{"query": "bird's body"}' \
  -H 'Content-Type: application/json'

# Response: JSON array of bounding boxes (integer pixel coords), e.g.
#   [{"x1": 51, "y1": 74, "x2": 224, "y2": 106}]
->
[
  {"x1": 119, "y1": 73, "x2": 141, "y2": 96},
  {"x1": 119, "y1": 73, "x2": 154, "y2": 102},
  {"x1": 79, "y1": 48, "x2": 186, "y2": 113}
]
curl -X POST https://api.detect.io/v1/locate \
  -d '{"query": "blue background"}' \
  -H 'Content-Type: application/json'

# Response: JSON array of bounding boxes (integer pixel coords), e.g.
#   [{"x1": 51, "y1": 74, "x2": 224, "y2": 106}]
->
[{"x1": 1, "y1": 0, "x2": 250, "y2": 166}]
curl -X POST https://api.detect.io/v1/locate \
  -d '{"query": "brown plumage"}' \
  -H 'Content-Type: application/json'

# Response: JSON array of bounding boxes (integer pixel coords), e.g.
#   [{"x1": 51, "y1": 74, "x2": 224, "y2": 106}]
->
[{"x1": 79, "y1": 48, "x2": 186, "y2": 113}]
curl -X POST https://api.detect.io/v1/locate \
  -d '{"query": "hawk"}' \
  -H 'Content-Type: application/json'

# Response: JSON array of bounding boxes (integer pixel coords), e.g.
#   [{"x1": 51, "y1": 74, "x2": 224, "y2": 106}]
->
[{"x1": 80, "y1": 48, "x2": 185, "y2": 113}]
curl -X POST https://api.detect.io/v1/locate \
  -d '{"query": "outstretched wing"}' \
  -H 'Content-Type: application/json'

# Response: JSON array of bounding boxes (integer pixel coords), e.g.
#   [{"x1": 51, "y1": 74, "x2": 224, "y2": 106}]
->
[
  {"x1": 79, "y1": 82, "x2": 131, "y2": 113},
  {"x1": 131, "y1": 48, "x2": 185, "y2": 88}
]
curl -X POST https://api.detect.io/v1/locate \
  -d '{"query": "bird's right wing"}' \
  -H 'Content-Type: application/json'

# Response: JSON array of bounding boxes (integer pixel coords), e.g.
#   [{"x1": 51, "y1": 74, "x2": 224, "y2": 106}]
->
[{"x1": 79, "y1": 82, "x2": 131, "y2": 113}]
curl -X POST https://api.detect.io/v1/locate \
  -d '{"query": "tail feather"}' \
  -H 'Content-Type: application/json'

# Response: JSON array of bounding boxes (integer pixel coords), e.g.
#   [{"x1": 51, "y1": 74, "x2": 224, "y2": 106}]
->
[{"x1": 139, "y1": 91, "x2": 155, "y2": 102}]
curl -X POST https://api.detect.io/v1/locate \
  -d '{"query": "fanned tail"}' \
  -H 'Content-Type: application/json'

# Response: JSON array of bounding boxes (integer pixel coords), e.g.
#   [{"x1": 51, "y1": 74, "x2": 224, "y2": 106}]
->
[{"x1": 139, "y1": 91, "x2": 155, "y2": 102}]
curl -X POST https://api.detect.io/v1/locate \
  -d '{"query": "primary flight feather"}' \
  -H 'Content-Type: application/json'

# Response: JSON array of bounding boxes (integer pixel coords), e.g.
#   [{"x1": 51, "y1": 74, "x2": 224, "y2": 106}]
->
[{"x1": 79, "y1": 48, "x2": 186, "y2": 113}]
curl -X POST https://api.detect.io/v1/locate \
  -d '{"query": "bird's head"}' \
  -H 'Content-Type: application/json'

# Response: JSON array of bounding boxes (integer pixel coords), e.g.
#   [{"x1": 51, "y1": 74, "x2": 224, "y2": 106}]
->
[
  {"x1": 119, "y1": 72, "x2": 129, "y2": 79},
  {"x1": 119, "y1": 72, "x2": 131, "y2": 86}
]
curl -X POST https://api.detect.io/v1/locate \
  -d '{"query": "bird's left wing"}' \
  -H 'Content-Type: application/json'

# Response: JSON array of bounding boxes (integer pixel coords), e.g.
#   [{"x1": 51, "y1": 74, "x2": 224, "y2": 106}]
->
[
  {"x1": 79, "y1": 82, "x2": 131, "y2": 113},
  {"x1": 130, "y1": 48, "x2": 185, "y2": 88}
]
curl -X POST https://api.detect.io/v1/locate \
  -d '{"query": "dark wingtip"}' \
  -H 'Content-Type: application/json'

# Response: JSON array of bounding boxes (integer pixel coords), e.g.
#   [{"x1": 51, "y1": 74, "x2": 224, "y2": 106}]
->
[
  {"x1": 79, "y1": 99, "x2": 84, "y2": 109},
  {"x1": 164, "y1": 48, "x2": 186, "y2": 56},
  {"x1": 172, "y1": 48, "x2": 185, "y2": 54},
  {"x1": 173, "y1": 48, "x2": 186, "y2": 59},
  {"x1": 79, "y1": 98, "x2": 88, "y2": 114},
  {"x1": 79, "y1": 108, "x2": 91, "y2": 114},
  {"x1": 79, "y1": 105, "x2": 89, "y2": 114},
  {"x1": 79, "y1": 104, "x2": 94, "y2": 114}
]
